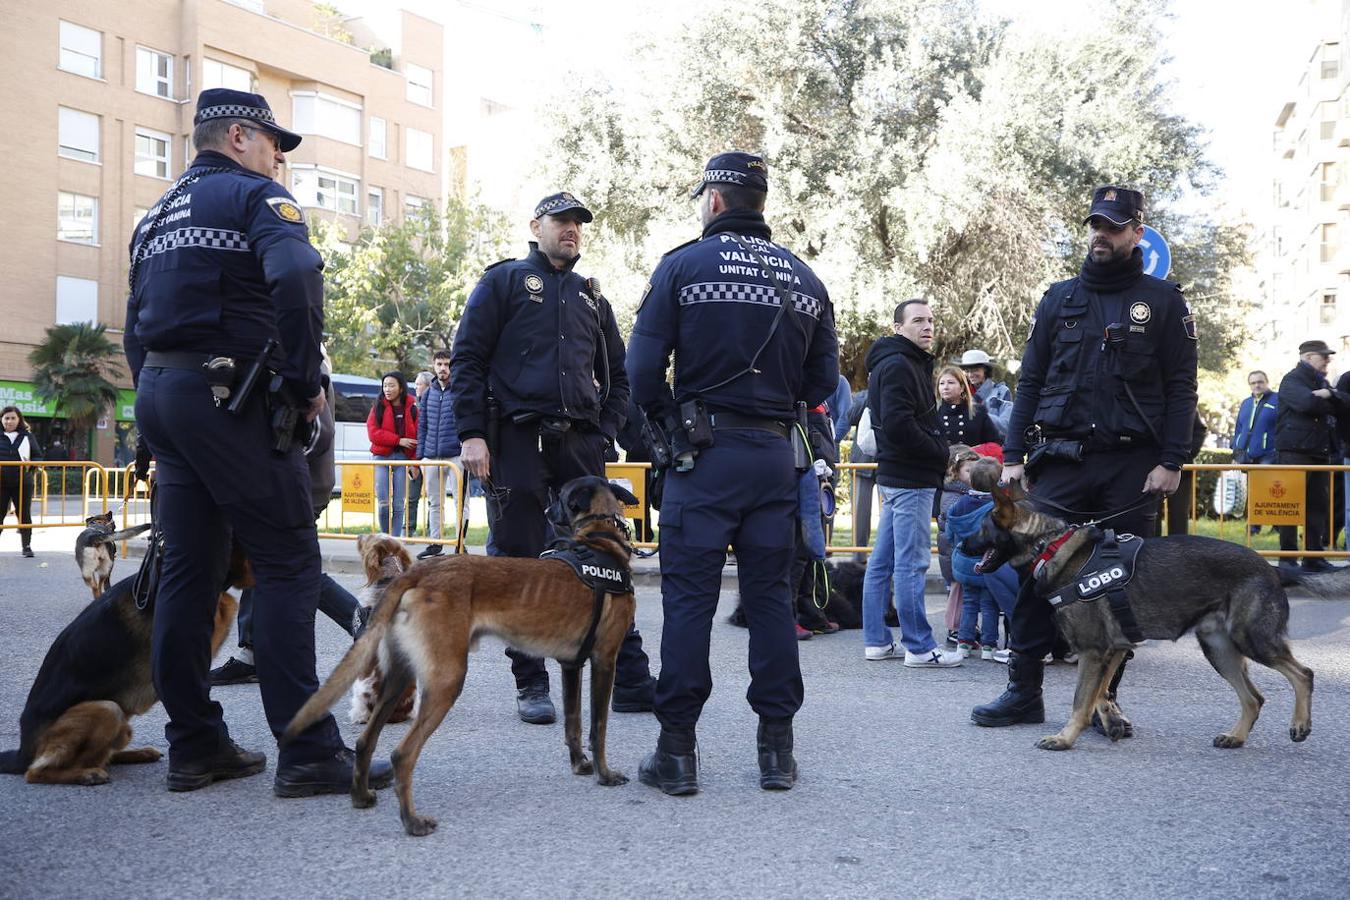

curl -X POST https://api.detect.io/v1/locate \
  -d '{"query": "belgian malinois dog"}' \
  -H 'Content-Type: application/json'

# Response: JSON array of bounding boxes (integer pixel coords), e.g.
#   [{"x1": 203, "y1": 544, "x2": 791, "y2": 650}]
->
[
  {"x1": 0, "y1": 547, "x2": 246, "y2": 784},
  {"x1": 965, "y1": 482, "x2": 1314, "y2": 752},
  {"x1": 284, "y1": 476, "x2": 639, "y2": 836}
]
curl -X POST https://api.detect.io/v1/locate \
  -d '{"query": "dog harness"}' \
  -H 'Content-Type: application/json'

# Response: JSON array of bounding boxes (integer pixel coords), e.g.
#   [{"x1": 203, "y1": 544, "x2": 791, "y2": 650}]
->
[
  {"x1": 539, "y1": 540, "x2": 634, "y2": 669},
  {"x1": 1042, "y1": 528, "x2": 1146, "y2": 644}
]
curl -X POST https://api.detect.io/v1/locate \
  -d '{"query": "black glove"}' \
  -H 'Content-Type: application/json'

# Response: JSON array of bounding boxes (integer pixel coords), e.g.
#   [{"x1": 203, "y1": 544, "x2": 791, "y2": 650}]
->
[{"x1": 133, "y1": 435, "x2": 152, "y2": 483}]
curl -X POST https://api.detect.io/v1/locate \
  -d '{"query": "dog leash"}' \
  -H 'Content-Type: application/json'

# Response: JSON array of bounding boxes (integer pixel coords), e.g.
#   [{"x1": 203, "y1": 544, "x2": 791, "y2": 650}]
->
[{"x1": 1026, "y1": 493, "x2": 1159, "y2": 528}]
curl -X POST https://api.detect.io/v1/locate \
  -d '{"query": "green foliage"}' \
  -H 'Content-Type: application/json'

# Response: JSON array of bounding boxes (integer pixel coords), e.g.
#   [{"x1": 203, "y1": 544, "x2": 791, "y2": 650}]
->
[
  {"x1": 28, "y1": 322, "x2": 123, "y2": 456},
  {"x1": 313, "y1": 198, "x2": 515, "y2": 375},
  {"x1": 369, "y1": 47, "x2": 393, "y2": 69},
  {"x1": 312, "y1": 2, "x2": 354, "y2": 44}
]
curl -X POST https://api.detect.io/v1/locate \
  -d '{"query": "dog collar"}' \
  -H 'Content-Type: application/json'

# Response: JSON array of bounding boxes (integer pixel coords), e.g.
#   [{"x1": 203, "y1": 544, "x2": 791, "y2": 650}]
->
[{"x1": 1032, "y1": 526, "x2": 1079, "y2": 580}]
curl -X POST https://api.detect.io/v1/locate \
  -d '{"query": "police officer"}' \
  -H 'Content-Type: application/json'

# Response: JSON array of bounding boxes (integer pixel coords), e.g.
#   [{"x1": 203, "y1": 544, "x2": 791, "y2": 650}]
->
[
  {"x1": 627, "y1": 152, "x2": 839, "y2": 795},
  {"x1": 971, "y1": 186, "x2": 1198, "y2": 731},
  {"x1": 451, "y1": 192, "x2": 655, "y2": 724},
  {"x1": 124, "y1": 89, "x2": 391, "y2": 795}
]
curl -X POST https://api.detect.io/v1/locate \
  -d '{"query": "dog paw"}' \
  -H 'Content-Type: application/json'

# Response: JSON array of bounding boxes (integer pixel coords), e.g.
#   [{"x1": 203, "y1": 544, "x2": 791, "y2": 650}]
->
[
  {"x1": 402, "y1": 813, "x2": 438, "y2": 837},
  {"x1": 1035, "y1": 735, "x2": 1074, "y2": 751},
  {"x1": 352, "y1": 788, "x2": 378, "y2": 808},
  {"x1": 79, "y1": 769, "x2": 110, "y2": 785},
  {"x1": 1213, "y1": 733, "x2": 1246, "y2": 749},
  {"x1": 572, "y1": 757, "x2": 594, "y2": 776},
  {"x1": 597, "y1": 770, "x2": 629, "y2": 787},
  {"x1": 1290, "y1": 723, "x2": 1312, "y2": 743}
]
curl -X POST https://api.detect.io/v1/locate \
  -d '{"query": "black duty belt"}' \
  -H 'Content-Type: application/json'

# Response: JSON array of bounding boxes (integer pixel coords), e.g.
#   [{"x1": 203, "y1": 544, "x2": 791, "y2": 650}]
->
[
  {"x1": 709, "y1": 412, "x2": 790, "y2": 438},
  {"x1": 143, "y1": 351, "x2": 252, "y2": 370}
]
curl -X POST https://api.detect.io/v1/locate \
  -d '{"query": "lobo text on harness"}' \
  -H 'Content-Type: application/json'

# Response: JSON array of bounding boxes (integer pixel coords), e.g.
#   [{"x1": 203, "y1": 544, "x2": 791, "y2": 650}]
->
[{"x1": 1044, "y1": 528, "x2": 1146, "y2": 643}]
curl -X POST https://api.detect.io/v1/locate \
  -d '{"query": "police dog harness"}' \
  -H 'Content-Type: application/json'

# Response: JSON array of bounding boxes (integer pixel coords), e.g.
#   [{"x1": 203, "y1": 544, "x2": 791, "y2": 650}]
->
[
  {"x1": 539, "y1": 539, "x2": 634, "y2": 669},
  {"x1": 1038, "y1": 528, "x2": 1145, "y2": 643}
]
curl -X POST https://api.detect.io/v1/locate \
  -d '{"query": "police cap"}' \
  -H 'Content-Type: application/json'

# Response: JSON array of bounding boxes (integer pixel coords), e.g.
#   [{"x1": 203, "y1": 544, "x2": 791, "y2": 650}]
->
[
  {"x1": 1083, "y1": 185, "x2": 1144, "y2": 226},
  {"x1": 193, "y1": 88, "x2": 303, "y2": 152},
  {"x1": 533, "y1": 192, "x2": 594, "y2": 222},
  {"x1": 689, "y1": 151, "x2": 769, "y2": 199}
]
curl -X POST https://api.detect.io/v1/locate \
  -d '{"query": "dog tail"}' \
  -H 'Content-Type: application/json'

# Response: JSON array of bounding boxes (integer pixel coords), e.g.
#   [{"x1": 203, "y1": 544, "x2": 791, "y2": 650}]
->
[
  {"x1": 105, "y1": 523, "x2": 153, "y2": 543},
  {"x1": 1278, "y1": 566, "x2": 1350, "y2": 598},
  {"x1": 282, "y1": 573, "x2": 411, "y2": 744},
  {"x1": 0, "y1": 749, "x2": 26, "y2": 775}
]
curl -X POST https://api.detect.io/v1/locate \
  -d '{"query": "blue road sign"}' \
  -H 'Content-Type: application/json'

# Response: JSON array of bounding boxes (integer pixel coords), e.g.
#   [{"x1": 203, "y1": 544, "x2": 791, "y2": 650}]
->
[{"x1": 1139, "y1": 224, "x2": 1171, "y2": 279}]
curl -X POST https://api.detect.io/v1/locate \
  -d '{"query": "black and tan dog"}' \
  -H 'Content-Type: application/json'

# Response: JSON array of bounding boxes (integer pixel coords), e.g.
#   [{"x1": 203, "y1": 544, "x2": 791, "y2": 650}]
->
[
  {"x1": 284, "y1": 475, "x2": 639, "y2": 836},
  {"x1": 75, "y1": 511, "x2": 152, "y2": 600},
  {"x1": 967, "y1": 482, "x2": 1314, "y2": 752},
  {"x1": 0, "y1": 548, "x2": 246, "y2": 784}
]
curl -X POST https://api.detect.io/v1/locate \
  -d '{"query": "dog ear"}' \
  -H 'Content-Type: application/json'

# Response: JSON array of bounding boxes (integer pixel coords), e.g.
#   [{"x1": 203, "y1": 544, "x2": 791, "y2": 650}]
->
[
  {"x1": 991, "y1": 482, "x2": 1020, "y2": 527},
  {"x1": 607, "y1": 481, "x2": 639, "y2": 508}
]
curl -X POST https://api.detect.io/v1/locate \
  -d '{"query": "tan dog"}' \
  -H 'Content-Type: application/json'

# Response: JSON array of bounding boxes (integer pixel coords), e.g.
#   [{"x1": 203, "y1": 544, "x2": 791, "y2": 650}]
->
[
  {"x1": 349, "y1": 533, "x2": 416, "y2": 726},
  {"x1": 1, "y1": 547, "x2": 247, "y2": 784},
  {"x1": 285, "y1": 476, "x2": 639, "y2": 836},
  {"x1": 74, "y1": 512, "x2": 152, "y2": 600}
]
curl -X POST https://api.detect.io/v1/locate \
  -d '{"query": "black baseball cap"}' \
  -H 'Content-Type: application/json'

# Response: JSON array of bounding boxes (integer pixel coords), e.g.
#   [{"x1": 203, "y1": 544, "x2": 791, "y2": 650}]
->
[
  {"x1": 193, "y1": 88, "x2": 302, "y2": 152},
  {"x1": 533, "y1": 192, "x2": 593, "y2": 222},
  {"x1": 1083, "y1": 185, "x2": 1144, "y2": 226},
  {"x1": 689, "y1": 151, "x2": 769, "y2": 199}
]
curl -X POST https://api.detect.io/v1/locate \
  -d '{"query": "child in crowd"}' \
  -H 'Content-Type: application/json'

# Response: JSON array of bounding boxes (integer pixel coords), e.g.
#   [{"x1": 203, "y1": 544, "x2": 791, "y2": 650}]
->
[
  {"x1": 936, "y1": 444, "x2": 981, "y2": 646},
  {"x1": 943, "y1": 455, "x2": 1019, "y2": 662}
]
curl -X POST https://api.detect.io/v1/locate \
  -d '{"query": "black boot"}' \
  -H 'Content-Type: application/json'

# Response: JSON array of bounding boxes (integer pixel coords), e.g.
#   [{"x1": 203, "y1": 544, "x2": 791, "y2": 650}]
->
[
  {"x1": 1092, "y1": 650, "x2": 1134, "y2": 738},
  {"x1": 757, "y1": 718, "x2": 797, "y2": 791},
  {"x1": 638, "y1": 728, "x2": 698, "y2": 796},
  {"x1": 970, "y1": 653, "x2": 1045, "y2": 726}
]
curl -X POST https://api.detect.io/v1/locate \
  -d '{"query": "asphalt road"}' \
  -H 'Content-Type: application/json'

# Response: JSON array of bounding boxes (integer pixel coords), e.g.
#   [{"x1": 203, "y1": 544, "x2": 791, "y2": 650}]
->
[{"x1": 1, "y1": 547, "x2": 1347, "y2": 899}]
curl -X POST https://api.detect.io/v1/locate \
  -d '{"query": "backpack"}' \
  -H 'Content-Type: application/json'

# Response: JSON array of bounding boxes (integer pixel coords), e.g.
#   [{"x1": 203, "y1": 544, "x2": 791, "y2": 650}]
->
[{"x1": 856, "y1": 406, "x2": 878, "y2": 457}]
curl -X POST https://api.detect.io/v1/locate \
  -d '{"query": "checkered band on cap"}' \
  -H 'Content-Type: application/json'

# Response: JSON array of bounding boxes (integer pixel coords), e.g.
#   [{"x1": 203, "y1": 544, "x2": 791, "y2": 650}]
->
[
  {"x1": 702, "y1": 169, "x2": 748, "y2": 185},
  {"x1": 535, "y1": 196, "x2": 576, "y2": 216},
  {"x1": 195, "y1": 104, "x2": 276, "y2": 125}
]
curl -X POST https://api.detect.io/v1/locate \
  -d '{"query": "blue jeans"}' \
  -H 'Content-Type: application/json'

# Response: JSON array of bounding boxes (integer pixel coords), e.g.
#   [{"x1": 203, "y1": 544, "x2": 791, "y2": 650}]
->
[
  {"x1": 374, "y1": 449, "x2": 408, "y2": 536},
  {"x1": 862, "y1": 485, "x2": 937, "y2": 654},
  {"x1": 952, "y1": 550, "x2": 1018, "y2": 646}
]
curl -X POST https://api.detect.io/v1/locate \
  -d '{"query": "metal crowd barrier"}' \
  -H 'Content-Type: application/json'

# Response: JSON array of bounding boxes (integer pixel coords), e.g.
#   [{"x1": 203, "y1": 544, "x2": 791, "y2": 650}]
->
[{"x1": 0, "y1": 460, "x2": 110, "y2": 534}]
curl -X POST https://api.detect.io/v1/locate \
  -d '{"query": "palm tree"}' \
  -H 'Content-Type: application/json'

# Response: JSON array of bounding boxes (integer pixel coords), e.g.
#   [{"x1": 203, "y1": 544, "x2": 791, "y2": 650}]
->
[{"x1": 28, "y1": 322, "x2": 123, "y2": 459}]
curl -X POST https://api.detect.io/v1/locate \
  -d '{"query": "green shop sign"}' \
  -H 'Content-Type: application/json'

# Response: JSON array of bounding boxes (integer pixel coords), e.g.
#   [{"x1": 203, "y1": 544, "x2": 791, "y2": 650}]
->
[{"x1": 0, "y1": 380, "x2": 138, "y2": 422}]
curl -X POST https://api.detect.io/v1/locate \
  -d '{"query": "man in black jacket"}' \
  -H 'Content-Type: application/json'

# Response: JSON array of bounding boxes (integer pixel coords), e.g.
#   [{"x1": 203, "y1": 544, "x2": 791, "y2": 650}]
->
[
  {"x1": 859, "y1": 300, "x2": 964, "y2": 667},
  {"x1": 1275, "y1": 340, "x2": 1348, "y2": 571}
]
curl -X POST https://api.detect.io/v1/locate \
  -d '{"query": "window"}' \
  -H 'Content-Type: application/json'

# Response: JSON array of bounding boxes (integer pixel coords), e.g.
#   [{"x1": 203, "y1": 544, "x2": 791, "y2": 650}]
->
[
  {"x1": 406, "y1": 128, "x2": 433, "y2": 172},
  {"x1": 201, "y1": 58, "x2": 253, "y2": 92},
  {"x1": 135, "y1": 127, "x2": 173, "y2": 179},
  {"x1": 57, "y1": 192, "x2": 98, "y2": 244},
  {"x1": 405, "y1": 63, "x2": 433, "y2": 106},
  {"x1": 1321, "y1": 222, "x2": 1339, "y2": 262},
  {"x1": 1321, "y1": 43, "x2": 1340, "y2": 80},
  {"x1": 1321, "y1": 162, "x2": 1340, "y2": 202},
  {"x1": 369, "y1": 116, "x2": 386, "y2": 159},
  {"x1": 403, "y1": 195, "x2": 429, "y2": 219},
  {"x1": 366, "y1": 187, "x2": 383, "y2": 227},
  {"x1": 56, "y1": 276, "x2": 98, "y2": 325},
  {"x1": 136, "y1": 47, "x2": 174, "y2": 98},
  {"x1": 1321, "y1": 292, "x2": 1337, "y2": 325},
  {"x1": 58, "y1": 107, "x2": 100, "y2": 163},
  {"x1": 292, "y1": 92, "x2": 362, "y2": 145},
  {"x1": 1320, "y1": 103, "x2": 1337, "y2": 141},
  {"x1": 59, "y1": 21, "x2": 102, "y2": 79},
  {"x1": 292, "y1": 166, "x2": 359, "y2": 215},
  {"x1": 131, "y1": 207, "x2": 149, "y2": 237}
]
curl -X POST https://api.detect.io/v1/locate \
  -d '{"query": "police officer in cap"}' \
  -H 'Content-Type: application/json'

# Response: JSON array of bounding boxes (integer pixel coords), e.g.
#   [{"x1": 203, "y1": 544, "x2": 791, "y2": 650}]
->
[
  {"x1": 971, "y1": 185, "x2": 1198, "y2": 733},
  {"x1": 451, "y1": 192, "x2": 655, "y2": 723},
  {"x1": 125, "y1": 88, "x2": 392, "y2": 795},
  {"x1": 628, "y1": 152, "x2": 839, "y2": 794}
]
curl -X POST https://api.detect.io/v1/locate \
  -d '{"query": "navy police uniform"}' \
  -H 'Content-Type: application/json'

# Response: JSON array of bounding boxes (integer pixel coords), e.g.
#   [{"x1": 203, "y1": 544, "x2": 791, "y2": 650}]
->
[
  {"x1": 1001, "y1": 187, "x2": 1198, "y2": 660},
  {"x1": 451, "y1": 193, "x2": 651, "y2": 696},
  {"x1": 124, "y1": 90, "x2": 342, "y2": 771},
  {"x1": 627, "y1": 154, "x2": 839, "y2": 748}
]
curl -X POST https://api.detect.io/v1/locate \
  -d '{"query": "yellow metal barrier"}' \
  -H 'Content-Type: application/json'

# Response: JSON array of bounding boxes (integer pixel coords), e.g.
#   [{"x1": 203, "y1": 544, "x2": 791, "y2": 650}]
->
[
  {"x1": 0, "y1": 461, "x2": 109, "y2": 538},
  {"x1": 1182, "y1": 463, "x2": 1349, "y2": 559},
  {"x1": 320, "y1": 459, "x2": 471, "y2": 552}
]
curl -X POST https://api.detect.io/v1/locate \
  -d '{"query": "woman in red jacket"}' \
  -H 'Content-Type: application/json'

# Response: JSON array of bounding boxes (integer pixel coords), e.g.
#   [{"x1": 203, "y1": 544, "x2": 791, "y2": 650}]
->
[{"x1": 367, "y1": 371, "x2": 417, "y2": 536}]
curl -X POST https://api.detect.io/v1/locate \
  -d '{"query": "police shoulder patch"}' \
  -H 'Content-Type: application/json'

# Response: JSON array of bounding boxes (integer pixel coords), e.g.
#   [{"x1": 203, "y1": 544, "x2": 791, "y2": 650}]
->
[
  {"x1": 1182, "y1": 314, "x2": 1198, "y2": 341},
  {"x1": 265, "y1": 196, "x2": 304, "y2": 223}
]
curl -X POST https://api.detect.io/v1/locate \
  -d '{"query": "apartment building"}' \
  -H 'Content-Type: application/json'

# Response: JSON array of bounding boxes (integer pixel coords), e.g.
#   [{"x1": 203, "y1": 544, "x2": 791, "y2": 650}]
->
[
  {"x1": 1265, "y1": 2, "x2": 1350, "y2": 351},
  {"x1": 0, "y1": 0, "x2": 442, "y2": 462}
]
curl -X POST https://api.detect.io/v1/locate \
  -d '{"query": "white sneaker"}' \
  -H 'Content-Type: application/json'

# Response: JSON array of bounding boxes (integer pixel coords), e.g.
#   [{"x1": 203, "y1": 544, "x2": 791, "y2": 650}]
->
[
  {"x1": 982, "y1": 646, "x2": 1011, "y2": 663},
  {"x1": 903, "y1": 647, "x2": 964, "y2": 668},
  {"x1": 864, "y1": 642, "x2": 902, "y2": 661}
]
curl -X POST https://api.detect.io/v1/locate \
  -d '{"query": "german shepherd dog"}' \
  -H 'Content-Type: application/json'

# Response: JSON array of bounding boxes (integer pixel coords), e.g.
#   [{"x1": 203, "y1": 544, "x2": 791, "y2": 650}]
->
[
  {"x1": 966, "y1": 482, "x2": 1314, "y2": 752},
  {"x1": 0, "y1": 547, "x2": 246, "y2": 784},
  {"x1": 75, "y1": 511, "x2": 152, "y2": 600},
  {"x1": 284, "y1": 476, "x2": 640, "y2": 836}
]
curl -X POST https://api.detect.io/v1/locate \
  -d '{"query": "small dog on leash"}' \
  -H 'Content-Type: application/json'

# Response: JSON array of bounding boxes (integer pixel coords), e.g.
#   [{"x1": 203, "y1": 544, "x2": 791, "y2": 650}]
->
[
  {"x1": 74, "y1": 512, "x2": 151, "y2": 600},
  {"x1": 348, "y1": 533, "x2": 415, "y2": 726}
]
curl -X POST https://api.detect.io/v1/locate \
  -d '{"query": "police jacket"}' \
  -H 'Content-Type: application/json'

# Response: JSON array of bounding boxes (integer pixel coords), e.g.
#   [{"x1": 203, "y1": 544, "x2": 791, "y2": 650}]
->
[
  {"x1": 416, "y1": 377, "x2": 460, "y2": 460},
  {"x1": 123, "y1": 150, "x2": 324, "y2": 398},
  {"x1": 1232, "y1": 391, "x2": 1278, "y2": 463},
  {"x1": 1003, "y1": 250, "x2": 1198, "y2": 469},
  {"x1": 865, "y1": 334, "x2": 948, "y2": 489},
  {"x1": 627, "y1": 209, "x2": 838, "y2": 422},
  {"x1": 451, "y1": 244, "x2": 628, "y2": 441},
  {"x1": 1275, "y1": 361, "x2": 1346, "y2": 457}
]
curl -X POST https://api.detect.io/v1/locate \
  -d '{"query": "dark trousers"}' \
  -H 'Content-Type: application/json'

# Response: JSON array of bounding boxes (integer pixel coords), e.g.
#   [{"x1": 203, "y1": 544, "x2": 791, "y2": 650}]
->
[
  {"x1": 1277, "y1": 450, "x2": 1332, "y2": 560},
  {"x1": 1009, "y1": 444, "x2": 1158, "y2": 659},
  {"x1": 654, "y1": 429, "x2": 802, "y2": 731},
  {"x1": 0, "y1": 482, "x2": 33, "y2": 549},
  {"x1": 237, "y1": 574, "x2": 361, "y2": 647},
  {"x1": 851, "y1": 471, "x2": 875, "y2": 562},
  {"x1": 487, "y1": 418, "x2": 651, "y2": 690},
  {"x1": 1162, "y1": 468, "x2": 1196, "y2": 536},
  {"x1": 136, "y1": 366, "x2": 341, "y2": 767}
]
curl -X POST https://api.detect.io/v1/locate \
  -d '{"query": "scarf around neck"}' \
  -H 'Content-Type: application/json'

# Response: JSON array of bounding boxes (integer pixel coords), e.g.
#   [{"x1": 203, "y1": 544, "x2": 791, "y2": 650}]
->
[{"x1": 1078, "y1": 246, "x2": 1144, "y2": 293}]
